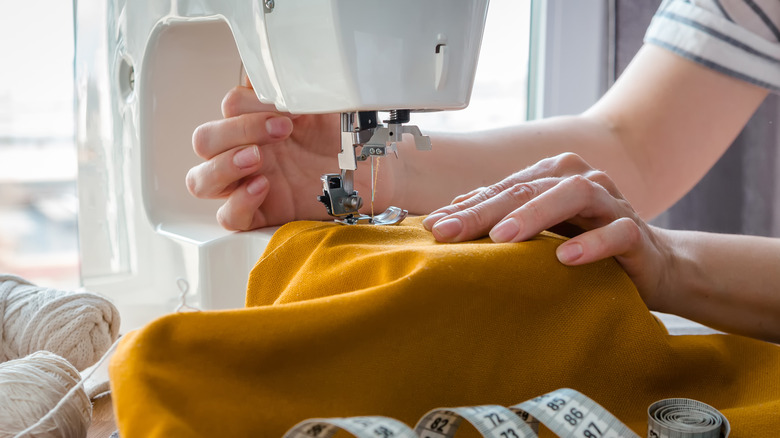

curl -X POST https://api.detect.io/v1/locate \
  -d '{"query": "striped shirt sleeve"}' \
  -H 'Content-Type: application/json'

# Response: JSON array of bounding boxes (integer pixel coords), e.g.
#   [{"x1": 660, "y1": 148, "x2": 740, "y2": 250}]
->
[{"x1": 645, "y1": 0, "x2": 780, "y2": 92}]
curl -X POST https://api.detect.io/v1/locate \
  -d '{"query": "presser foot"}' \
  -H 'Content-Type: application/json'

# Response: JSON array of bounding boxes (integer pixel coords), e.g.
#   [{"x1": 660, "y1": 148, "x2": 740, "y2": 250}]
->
[
  {"x1": 318, "y1": 111, "x2": 426, "y2": 226},
  {"x1": 334, "y1": 206, "x2": 408, "y2": 226},
  {"x1": 317, "y1": 174, "x2": 407, "y2": 226}
]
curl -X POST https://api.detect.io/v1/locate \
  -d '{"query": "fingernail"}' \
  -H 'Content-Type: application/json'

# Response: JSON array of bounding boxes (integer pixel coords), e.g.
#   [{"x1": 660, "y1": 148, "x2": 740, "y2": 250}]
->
[
  {"x1": 489, "y1": 218, "x2": 521, "y2": 242},
  {"x1": 557, "y1": 242, "x2": 583, "y2": 264},
  {"x1": 246, "y1": 175, "x2": 268, "y2": 195},
  {"x1": 266, "y1": 117, "x2": 292, "y2": 138},
  {"x1": 422, "y1": 213, "x2": 447, "y2": 230},
  {"x1": 233, "y1": 146, "x2": 260, "y2": 169},
  {"x1": 432, "y1": 218, "x2": 463, "y2": 241}
]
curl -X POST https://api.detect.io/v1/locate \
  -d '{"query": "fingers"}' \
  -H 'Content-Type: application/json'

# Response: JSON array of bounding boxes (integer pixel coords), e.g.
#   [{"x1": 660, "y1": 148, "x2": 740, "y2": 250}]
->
[
  {"x1": 422, "y1": 183, "x2": 508, "y2": 230},
  {"x1": 423, "y1": 153, "x2": 613, "y2": 231},
  {"x1": 581, "y1": 169, "x2": 623, "y2": 199},
  {"x1": 216, "y1": 175, "x2": 271, "y2": 231},
  {"x1": 187, "y1": 144, "x2": 267, "y2": 199},
  {"x1": 429, "y1": 173, "x2": 626, "y2": 246},
  {"x1": 429, "y1": 180, "x2": 548, "y2": 242},
  {"x1": 555, "y1": 217, "x2": 641, "y2": 265},
  {"x1": 192, "y1": 113, "x2": 293, "y2": 160},
  {"x1": 424, "y1": 152, "x2": 631, "y2": 241},
  {"x1": 450, "y1": 186, "x2": 487, "y2": 205},
  {"x1": 221, "y1": 86, "x2": 278, "y2": 118},
  {"x1": 489, "y1": 175, "x2": 622, "y2": 243},
  {"x1": 427, "y1": 173, "x2": 619, "y2": 243},
  {"x1": 422, "y1": 151, "x2": 661, "y2": 303}
]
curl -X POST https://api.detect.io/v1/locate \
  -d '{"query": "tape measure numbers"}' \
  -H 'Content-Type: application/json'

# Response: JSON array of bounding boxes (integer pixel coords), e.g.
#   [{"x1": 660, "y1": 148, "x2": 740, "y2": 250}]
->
[
  {"x1": 506, "y1": 389, "x2": 639, "y2": 438},
  {"x1": 283, "y1": 388, "x2": 729, "y2": 438},
  {"x1": 415, "y1": 404, "x2": 537, "y2": 438}
]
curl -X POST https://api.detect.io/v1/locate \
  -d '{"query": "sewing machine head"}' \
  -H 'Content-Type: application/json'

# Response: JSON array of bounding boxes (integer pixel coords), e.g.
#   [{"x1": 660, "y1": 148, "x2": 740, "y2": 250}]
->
[
  {"x1": 75, "y1": 0, "x2": 489, "y2": 328},
  {"x1": 233, "y1": 1, "x2": 490, "y2": 225}
]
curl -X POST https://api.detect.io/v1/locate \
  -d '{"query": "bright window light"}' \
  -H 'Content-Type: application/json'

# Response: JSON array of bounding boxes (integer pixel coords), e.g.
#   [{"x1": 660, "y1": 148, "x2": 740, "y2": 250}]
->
[{"x1": 0, "y1": 2, "x2": 79, "y2": 289}]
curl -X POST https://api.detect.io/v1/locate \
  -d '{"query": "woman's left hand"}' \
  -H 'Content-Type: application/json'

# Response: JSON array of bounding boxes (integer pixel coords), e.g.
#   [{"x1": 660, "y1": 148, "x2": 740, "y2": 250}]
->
[{"x1": 421, "y1": 153, "x2": 674, "y2": 311}]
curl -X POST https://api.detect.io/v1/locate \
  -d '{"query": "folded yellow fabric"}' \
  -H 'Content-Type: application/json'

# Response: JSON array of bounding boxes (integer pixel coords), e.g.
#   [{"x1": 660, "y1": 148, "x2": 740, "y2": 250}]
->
[{"x1": 110, "y1": 217, "x2": 780, "y2": 437}]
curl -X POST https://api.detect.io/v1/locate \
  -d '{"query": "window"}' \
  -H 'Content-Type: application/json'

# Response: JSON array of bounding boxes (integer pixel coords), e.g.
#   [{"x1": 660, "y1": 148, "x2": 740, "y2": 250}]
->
[
  {"x1": 0, "y1": 2, "x2": 79, "y2": 289},
  {"x1": 415, "y1": 0, "x2": 531, "y2": 132}
]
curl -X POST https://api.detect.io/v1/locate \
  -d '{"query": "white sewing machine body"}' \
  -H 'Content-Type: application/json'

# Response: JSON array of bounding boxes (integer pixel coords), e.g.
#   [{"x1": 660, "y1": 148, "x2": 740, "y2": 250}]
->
[{"x1": 75, "y1": 0, "x2": 489, "y2": 330}]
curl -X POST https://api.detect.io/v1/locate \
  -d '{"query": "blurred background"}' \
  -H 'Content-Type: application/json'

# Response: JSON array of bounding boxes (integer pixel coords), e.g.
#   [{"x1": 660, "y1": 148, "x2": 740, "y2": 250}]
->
[{"x1": 0, "y1": 1, "x2": 78, "y2": 289}]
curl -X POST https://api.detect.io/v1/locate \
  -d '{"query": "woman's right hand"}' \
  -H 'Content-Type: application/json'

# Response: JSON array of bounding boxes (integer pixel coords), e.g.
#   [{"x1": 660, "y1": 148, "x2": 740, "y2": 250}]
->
[{"x1": 186, "y1": 85, "x2": 344, "y2": 230}]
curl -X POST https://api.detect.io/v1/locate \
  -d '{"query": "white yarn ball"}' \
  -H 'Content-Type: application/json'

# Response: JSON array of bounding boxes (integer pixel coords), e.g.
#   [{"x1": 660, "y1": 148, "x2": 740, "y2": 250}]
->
[
  {"x1": 0, "y1": 274, "x2": 120, "y2": 371},
  {"x1": 0, "y1": 351, "x2": 91, "y2": 438}
]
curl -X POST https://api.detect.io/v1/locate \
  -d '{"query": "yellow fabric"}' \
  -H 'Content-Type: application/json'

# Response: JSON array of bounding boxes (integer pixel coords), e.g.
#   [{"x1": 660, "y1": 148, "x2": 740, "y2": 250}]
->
[{"x1": 110, "y1": 217, "x2": 780, "y2": 437}]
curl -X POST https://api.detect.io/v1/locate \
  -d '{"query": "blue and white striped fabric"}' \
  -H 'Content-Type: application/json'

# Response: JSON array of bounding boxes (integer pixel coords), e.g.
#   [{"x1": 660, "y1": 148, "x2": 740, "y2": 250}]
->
[{"x1": 645, "y1": 0, "x2": 780, "y2": 92}]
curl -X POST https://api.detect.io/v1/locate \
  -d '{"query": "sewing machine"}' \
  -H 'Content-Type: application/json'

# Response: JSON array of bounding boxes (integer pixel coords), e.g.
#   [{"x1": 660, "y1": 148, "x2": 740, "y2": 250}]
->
[{"x1": 74, "y1": 0, "x2": 490, "y2": 330}]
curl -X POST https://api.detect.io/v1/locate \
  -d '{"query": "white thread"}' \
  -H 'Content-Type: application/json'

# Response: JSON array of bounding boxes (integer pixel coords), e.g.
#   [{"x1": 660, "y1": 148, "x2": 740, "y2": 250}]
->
[
  {"x1": 370, "y1": 156, "x2": 381, "y2": 219},
  {"x1": 1, "y1": 276, "x2": 194, "y2": 437},
  {"x1": 0, "y1": 351, "x2": 92, "y2": 438},
  {"x1": 0, "y1": 274, "x2": 120, "y2": 371},
  {"x1": 9, "y1": 340, "x2": 120, "y2": 438},
  {"x1": 175, "y1": 277, "x2": 200, "y2": 313},
  {"x1": 2, "y1": 276, "x2": 188, "y2": 437}
]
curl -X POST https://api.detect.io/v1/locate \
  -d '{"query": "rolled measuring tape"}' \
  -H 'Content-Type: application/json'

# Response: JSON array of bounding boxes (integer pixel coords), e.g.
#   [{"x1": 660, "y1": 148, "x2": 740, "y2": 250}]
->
[
  {"x1": 282, "y1": 388, "x2": 729, "y2": 438},
  {"x1": 648, "y1": 398, "x2": 730, "y2": 438}
]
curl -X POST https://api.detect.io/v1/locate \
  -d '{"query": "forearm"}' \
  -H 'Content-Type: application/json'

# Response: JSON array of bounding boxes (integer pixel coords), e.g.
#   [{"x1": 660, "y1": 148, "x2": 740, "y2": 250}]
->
[
  {"x1": 658, "y1": 229, "x2": 780, "y2": 343},
  {"x1": 397, "y1": 114, "x2": 640, "y2": 215},
  {"x1": 396, "y1": 45, "x2": 768, "y2": 218}
]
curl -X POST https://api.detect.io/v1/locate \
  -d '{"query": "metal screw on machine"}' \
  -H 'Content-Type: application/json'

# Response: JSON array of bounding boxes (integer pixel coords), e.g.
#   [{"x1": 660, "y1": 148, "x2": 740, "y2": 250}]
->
[
  {"x1": 344, "y1": 196, "x2": 362, "y2": 210},
  {"x1": 264, "y1": 0, "x2": 275, "y2": 13}
]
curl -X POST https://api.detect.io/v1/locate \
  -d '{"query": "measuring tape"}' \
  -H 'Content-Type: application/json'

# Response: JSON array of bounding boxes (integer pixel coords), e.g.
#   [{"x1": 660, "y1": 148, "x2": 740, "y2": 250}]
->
[
  {"x1": 282, "y1": 388, "x2": 729, "y2": 438},
  {"x1": 647, "y1": 398, "x2": 730, "y2": 438},
  {"x1": 282, "y1": 415, "x2": 417, "y2": 438}
]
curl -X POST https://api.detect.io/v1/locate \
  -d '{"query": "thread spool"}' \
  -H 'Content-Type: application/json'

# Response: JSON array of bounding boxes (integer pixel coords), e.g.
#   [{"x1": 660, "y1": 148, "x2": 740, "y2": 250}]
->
[
  {"x1": 0, "y1": 351, "x2": 91, "y2": 438},
  {"x1": 0, "y1": 274, "x2": 120, "y2": 371}
]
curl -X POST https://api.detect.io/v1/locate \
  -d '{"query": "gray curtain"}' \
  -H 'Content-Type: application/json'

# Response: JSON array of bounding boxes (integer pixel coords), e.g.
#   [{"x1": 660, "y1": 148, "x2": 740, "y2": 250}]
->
[{"x1": 614, "y1": 0, "x2": 780, "y2": 237}]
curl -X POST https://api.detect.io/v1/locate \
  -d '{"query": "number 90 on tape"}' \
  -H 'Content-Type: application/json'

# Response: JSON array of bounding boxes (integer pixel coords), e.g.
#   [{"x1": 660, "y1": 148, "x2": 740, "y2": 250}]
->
[{"x1": 282, "y1": 388, "x2": 729, "y2": 438}]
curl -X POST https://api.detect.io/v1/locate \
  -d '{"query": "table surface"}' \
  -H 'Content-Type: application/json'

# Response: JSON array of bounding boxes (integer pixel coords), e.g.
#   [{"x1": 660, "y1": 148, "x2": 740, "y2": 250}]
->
[{"x1": 88, "y1": 393, "x2": 117, "y2": 438}]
